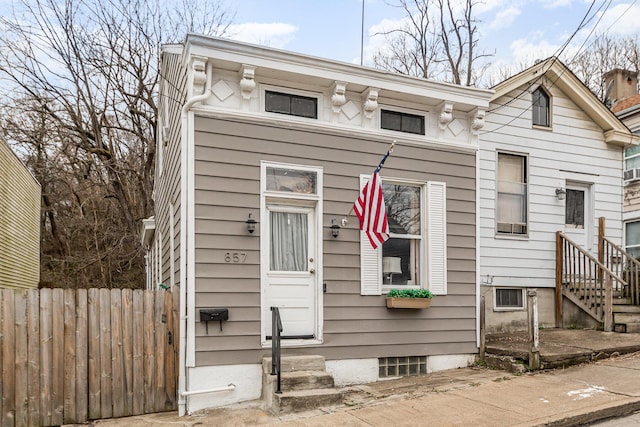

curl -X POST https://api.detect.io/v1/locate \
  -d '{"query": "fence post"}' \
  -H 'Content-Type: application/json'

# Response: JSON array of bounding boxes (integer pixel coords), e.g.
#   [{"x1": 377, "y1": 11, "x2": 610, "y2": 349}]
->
[
  {"x1": 555, "y1": 231, "x2": 563, "y2": 328},
  {"x1": 527, "y1": 289, "x2": 540, "y2": 370},
  {"x1": 479, "y1": 295, "x2": 485, "y2": 362},
  {"x1": 604, "y1": 275, "x2": 614, "y2": 332}
]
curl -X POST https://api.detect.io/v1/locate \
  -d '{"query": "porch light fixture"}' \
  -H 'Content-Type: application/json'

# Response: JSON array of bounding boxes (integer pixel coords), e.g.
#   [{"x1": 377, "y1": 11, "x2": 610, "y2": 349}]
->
[
  {"x1": 330, "y1": 218, "x2": 341, "y2": 238},
  {"x1": 555, "y1": 188, "x2": 566, "y2": 201},
  {"x1": 245, "y1": 213, "x2": 257, "y2": 233}
]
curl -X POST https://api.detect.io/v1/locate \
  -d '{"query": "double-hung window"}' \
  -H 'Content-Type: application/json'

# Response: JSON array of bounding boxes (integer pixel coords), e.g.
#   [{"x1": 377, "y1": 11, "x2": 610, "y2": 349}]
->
[
  {"x1": 497, "y1": 153, "x2": 527, "y2": 235},
  {"x1": 359, "y1": 176, "x2": 447, "y2": 295}
]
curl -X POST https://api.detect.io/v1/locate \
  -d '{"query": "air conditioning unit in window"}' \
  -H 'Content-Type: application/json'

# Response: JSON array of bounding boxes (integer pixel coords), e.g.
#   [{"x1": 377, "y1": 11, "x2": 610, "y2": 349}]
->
[{"x1": 624, "y1": 168, "x2": 640, "y2": 183}]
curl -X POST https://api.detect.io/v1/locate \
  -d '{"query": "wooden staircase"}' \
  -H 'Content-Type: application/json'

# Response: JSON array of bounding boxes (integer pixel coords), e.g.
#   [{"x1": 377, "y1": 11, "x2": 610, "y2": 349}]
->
[
  {"x1": 261, "y1": 355, "x2": 343, "y2": 414},
  {"x1": 557, "y1": 218, "x2": 640, "y2": 333}
]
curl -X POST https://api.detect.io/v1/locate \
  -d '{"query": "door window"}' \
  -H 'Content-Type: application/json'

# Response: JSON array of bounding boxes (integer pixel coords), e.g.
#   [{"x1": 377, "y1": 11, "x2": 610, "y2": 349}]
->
[
  {"x1": 270, "y1": 211, "x2": 308, "y2": 272},
  {"x1": 565, "y1": 189, "x2": 585, "y2": 229}
]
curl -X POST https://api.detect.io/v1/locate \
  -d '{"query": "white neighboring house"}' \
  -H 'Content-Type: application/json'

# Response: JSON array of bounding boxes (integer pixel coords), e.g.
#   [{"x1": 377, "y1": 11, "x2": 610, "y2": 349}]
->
[
  {"x1": 480, "y1": 58, "x2": 639, "y2": 333},
  {"x1": 609, "y1": 70, "x2": 640, "y2": 257}
]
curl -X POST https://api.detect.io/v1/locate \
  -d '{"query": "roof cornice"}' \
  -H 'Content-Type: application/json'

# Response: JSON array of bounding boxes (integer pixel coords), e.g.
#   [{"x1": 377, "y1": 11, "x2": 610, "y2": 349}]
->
[{"x1": 182, "y1": 34, "x2": 493, "y2": 112}]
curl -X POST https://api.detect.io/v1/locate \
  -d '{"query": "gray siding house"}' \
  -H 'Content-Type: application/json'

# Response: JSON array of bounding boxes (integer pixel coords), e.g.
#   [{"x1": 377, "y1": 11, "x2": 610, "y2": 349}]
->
[{"x1": 150, "y1": 34, "x2": 492, "y2": 414}]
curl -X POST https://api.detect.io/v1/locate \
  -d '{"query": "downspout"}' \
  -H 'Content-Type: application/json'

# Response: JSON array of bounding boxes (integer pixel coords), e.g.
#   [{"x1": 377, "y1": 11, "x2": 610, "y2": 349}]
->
[{"x1": 178, "y1": 59, "x2": 212, "y2": 416}]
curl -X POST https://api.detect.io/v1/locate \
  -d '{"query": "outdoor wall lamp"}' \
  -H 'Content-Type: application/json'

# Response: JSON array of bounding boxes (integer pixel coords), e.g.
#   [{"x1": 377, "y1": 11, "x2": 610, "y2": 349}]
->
[
  {"x1": 555, "y1": 188, "x2": 566, "y2": 201},
  {"x1": 245, "y1": 213, "x2": 257, "y2": 233},
  {"x1": 330, "y1": 218, "x2": 341, "y2": 238}
]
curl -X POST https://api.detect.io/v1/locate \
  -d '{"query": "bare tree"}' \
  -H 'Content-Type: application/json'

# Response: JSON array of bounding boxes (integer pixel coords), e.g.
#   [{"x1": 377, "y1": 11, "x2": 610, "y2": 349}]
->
[
  {"x1": 568, "y1": 33, "x2": 640, "y2": 101},
  {"x1": 0, "y1": 0, "x2": 233, "y2": 288},
  {"x1": 372, "y1": 0, "x2": 491, "y2": 86}
]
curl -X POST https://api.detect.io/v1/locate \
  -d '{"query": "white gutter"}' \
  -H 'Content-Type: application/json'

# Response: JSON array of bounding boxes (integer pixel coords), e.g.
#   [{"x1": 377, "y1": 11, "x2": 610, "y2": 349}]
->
[
  {"x1": 180, "y1": 384, "x2": 236, "y2": 397},
  {"x1": 475, "y1": 144, "x2": 481, "y2": 348},
  {"x1": 178, "y1": 59, "x2": 213, "y2": 417}
]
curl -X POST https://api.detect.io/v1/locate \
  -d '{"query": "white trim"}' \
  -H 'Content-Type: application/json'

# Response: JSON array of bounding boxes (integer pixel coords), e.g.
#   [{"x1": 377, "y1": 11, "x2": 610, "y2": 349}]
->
[
  {"x1": 259, "y1": 161, "x2": 324, "y2": 346},
  {"x1": 475, "y1": 148, "x2": 480, "y2": 348},
  {"x1": 427, "y1": 181, "x2": 447, "y2": 295},
  {"x1": 189, "y1": 106, "x2": 480, "y2": 154},
  {"x1": 260, "y1": 84, "x2": 323, "y2": 122}
]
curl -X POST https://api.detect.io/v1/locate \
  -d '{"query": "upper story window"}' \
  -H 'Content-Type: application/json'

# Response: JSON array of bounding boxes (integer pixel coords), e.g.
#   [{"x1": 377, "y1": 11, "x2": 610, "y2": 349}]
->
[
  {"x1": 381, "y1": 109, "x2": 425, "y2": 135},
  {"x1": 497, "y1": 152, "x2": 528, "y2": 235},
  {"x1": 265, "y1": 90, "x2": 317, "y2": 119},
  {"x1": 532, "y1": 87, "x2": 550, "y2": 127}
]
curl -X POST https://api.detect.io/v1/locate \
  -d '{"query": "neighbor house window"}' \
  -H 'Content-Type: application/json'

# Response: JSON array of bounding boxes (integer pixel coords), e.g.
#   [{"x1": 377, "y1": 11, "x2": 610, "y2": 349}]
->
[
  {"x1": 381, "y1": 109, "x2": 425, "y2": 135},
  {"x1": 565, "y1": 189, "x2": 585, "y2": 229},
  {"x1": 265, "y1": 90, "x2": 317, "y2": 119},
  {"x1": 532, "y1": 87, "x2": 550, "y2": 127},
  {"x1": 495, "y1": 288, "x2": 525, "y2": 310},
  {"x1": 497, "y1": 153, "x2": 527, "y2": 235},
  {"x1": 626, "y1": 221, "x2": 640, "y2": 259},
  {"x1": 624, "y1": 143, "x2": 640, "y2": 183}
]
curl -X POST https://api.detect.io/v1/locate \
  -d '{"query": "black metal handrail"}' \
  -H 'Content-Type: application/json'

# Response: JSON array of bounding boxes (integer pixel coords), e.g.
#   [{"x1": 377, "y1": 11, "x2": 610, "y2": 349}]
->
[{"x1": 270, "y1": 306, "x2": 283, "y2": 394}]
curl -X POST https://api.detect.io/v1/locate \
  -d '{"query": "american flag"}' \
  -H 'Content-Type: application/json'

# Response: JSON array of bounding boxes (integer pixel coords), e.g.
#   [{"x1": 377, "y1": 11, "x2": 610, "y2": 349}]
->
[{"x1": 354, "y1": 171, "x2": 389, "y2": 249}]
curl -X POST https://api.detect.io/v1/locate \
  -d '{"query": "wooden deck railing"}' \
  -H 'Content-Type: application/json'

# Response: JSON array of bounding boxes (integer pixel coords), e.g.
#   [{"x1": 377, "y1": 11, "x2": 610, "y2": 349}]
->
[
  {"x1": 601, "y1": 236, "x2": 640, "y2": 305},
  {"x1": 556, "y1": 231, "x2": 623, "y2": 331}
]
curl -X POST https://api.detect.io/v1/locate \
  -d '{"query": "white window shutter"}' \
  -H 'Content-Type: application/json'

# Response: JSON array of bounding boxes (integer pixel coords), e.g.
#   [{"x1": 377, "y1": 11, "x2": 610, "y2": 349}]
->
[
  {"x1": 359, "y1": 174, "x2": 382, "y2": 295},
  {"x1": 427, "y1": 181, "x2": 447, "y2": 295}
]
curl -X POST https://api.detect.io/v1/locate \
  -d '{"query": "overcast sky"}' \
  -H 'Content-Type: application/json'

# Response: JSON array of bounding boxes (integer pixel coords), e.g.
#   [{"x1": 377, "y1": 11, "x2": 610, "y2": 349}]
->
[{"x1": 224, "y1": 0, "x2": 639, "y2": 76}]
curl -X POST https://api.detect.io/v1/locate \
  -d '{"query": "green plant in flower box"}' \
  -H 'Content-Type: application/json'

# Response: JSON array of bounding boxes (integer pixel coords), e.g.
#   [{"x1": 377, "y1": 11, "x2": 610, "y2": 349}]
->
[{"x1": 387, "y1": 288, "x2": 433, "y2": 299}]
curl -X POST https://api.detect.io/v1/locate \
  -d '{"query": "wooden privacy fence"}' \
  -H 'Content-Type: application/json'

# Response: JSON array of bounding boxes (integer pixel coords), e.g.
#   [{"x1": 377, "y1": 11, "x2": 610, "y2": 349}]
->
[{"x1": 0, "y1": 288, "x2": 178, "y2": 427}]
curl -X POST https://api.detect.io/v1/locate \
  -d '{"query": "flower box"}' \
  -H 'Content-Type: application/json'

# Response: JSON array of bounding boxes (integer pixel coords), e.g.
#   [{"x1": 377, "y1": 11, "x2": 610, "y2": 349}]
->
[{"x1": 386, "y1": 297, "x2": 432, "y2": 309}]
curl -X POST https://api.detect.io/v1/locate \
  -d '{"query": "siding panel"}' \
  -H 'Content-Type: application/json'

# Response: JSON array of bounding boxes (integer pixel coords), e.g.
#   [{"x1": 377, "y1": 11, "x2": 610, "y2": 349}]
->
[{"x1": 192, "y1": 116, "x2": 477, "y2": 365}]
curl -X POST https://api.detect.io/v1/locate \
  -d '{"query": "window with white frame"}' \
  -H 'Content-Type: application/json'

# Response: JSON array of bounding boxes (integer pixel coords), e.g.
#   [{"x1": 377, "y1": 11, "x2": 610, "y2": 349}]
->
[
  {"x1": 382, "y1": 182, "x2": 422, "y2": 287},
  {"x1": 626, "y1": 221, "x2": 640, "y2": 259},
  {"x1": 497, "y1": 153, "x2": 527, "y2": 235},
  {"x1": 360, "y1": 176, "x2": 447, "y2": 296},
  {"x1": 265, "y1": 90, "x2": 318, "y2": 119},
  {"x1": 495, "y1": 288, "x2": 525, "y2": 310},
  {"x1": 625, "y1": 144, "x2": 640, "y2": 175},
  {"x1": 380, "y1": 109, "x2": 425, "y2": 135},
  {"x1": 532, "y1": 86, "x2": 550, "y2": 127}
]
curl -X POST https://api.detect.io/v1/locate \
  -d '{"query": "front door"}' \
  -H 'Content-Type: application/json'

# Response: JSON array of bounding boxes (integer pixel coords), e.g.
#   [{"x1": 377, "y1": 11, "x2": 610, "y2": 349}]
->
[
  {"x1": 263, "y1": 204, "x2": 317, "y2": 340},
  {"x1": 564, "y1": 182, "x2": 593, "y2": 252}
]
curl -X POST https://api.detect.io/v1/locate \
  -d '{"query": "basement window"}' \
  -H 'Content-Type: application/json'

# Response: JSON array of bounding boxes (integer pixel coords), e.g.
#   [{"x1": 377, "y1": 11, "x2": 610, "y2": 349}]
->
[{"x1": 495, "y1": 288, "x2": 525, "y2": 310}]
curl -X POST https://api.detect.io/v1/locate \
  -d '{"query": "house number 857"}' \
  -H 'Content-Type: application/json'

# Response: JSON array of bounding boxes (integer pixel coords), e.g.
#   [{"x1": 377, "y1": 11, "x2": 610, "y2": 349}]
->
[{"x1": 224, "y1": 252, "x2": 247, "y2": 263}]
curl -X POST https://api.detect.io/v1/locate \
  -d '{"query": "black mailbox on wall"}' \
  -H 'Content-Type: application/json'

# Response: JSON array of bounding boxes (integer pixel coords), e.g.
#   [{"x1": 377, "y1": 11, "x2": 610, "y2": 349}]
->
[{"x1": 200, "y1": 308, "x2": 229, "y2": 334}]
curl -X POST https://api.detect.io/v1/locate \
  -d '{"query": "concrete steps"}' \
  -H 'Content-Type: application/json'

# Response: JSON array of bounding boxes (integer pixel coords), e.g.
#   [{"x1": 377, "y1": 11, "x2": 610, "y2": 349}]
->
[
  {"x1": 613, "y1": 305, "x2": 640, "y2": 333},
  {"x1": 261, "y1": 355, "x2": 343, "y2": 414}
]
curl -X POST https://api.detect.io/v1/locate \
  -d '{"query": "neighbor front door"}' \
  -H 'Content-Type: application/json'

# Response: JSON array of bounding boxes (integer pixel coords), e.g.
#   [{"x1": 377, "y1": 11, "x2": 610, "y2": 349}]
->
[{"x1": 564, "y1": 182, "x2": 593, "y2": 252}]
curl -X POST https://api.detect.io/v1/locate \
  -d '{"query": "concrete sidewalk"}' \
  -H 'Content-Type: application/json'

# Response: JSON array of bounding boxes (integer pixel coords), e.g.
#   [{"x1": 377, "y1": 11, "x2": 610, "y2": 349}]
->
[{"x1": 87, "y1": 350, "x2": 640, "y2": 427}]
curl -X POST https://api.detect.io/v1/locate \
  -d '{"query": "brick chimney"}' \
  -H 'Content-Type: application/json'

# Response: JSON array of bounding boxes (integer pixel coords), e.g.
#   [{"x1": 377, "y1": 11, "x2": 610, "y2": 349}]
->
[{"x1": 603, "y1": 69, "x2": 639, "y2": 106}]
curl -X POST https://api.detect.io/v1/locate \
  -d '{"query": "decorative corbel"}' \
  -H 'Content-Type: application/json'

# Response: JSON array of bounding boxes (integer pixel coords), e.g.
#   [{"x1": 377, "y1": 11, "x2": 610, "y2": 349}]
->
[
  {"x1": 438, "y1": 101, "x2": 454, "y2": 130},
  {"x1": 191, "y1": 57, "x2": 208, "y2": 96},
  {"x1": 331, "y1": 81, "x2": 347, "y2": 113},
  {"x1": 239, "y1": 65, "x2": 256, "y2": 100},
  {"x1": 363, "y1": 87, "x2": 379, "y2": 119},
  {"x1": 471, "y1": 108, "x2": 486, "y2": 135}
]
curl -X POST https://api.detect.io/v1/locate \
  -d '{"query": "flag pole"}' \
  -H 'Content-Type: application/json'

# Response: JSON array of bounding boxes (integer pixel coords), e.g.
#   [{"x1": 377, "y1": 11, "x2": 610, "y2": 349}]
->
[{"x1": 343, "y1": 141, "x2": 396, "y2": 225}]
